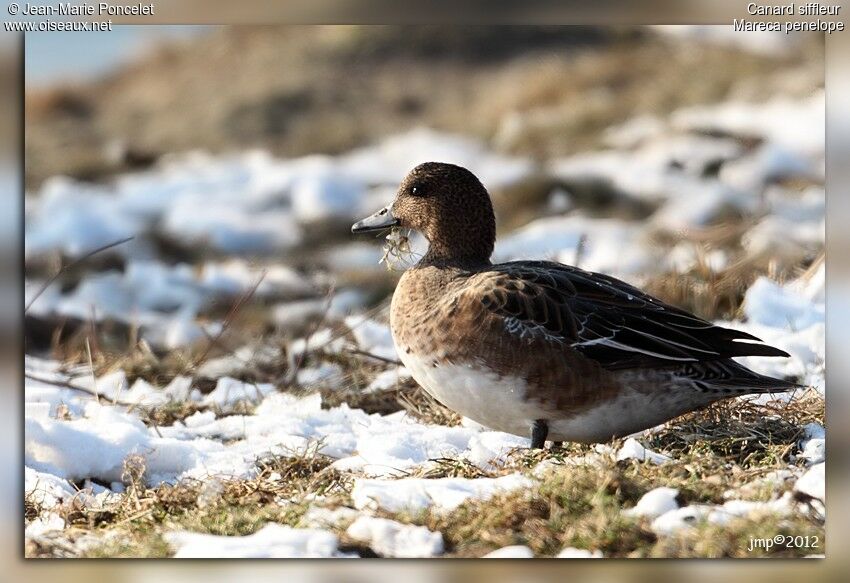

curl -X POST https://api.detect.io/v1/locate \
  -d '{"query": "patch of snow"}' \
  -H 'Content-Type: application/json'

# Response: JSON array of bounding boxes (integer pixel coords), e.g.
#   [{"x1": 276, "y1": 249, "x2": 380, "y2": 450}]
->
[
  {"x1": 494, "y1": 215, "x2": 653, "y2": 277},
  {"x1": 25, "y1": 513, "x2": 66, "y2": 538},
  {"x1": 616, "y1": 438, "x2": 671, "y2": 465},
  {"x1": 720, "y1": 143, "x2": 819, "y2": 192},
  {"x1": 651, "y1": 494, "x2": 796, "y2": 536},
  {"x1": 672, "y1": 91, "x2": 825, "y2": 160},
  {"x1": 365, "y1": 367, "x2": 412, "y2": 393},
  {"x1": 742, "y1": 216, "x2": 823, "y2": 265},
  {"x1": 289, "y1": 159, "x2": 365, "y2": 224},
  {"x1": 340, "y1": 127, "x2": 535, "y2": 190},
  {"x1": 743, "y1": 276, "x2": 824, "y2": 331},
  {"x1": 483, "y1": 545, "x2": 534, "y2": 558},
  {"x1": 720, "y1": 493, "x2": 794, "y2": 519},
  {"x1": 799, "y1": 423, "x2": 825, "y2": 466},
  {"x1": 603, "y1": 115, "x2": 665, "y2": 149},
  {"x1": 346, "y1": 516, "x2": 444, "y2": 558},
  {"x1": 464, "y1": 431, "x2": 530, "y2": 470},
  {"x1": 351, "y1": 474, "x2": 532, "y2": 513},
  {"x1": 165, "y1": 524, "x2": 347, "y2": 558},
  {"x1": 161, "y1": 192, "x2": 301, "y2": 255},
  {"x1": 556, "y1": 547, "x2": 603, "y2": 558},
  {"x1": 201, "y1": 377, "x2": 277, "y2": 410},
  {"x1": 200, "y1": 261, "x2": 314, "y2": 299},
  {"x1": 651, "y1": 182, "x2": 756, "y2": 233},
  {"x1": 651, "y1": 505, "x2": 717, "y2": 535},
  {"x1": 723, "y1": 469, "x2": 796, "y2": 500},
  {"x1": 665, "y1": 243, "x2": 728, "y2": 273},
  {"x1": 25, "y1": 467, "x2": 77, "y2": 510},
  {"x1": 25, "y1": 177, "x2": 143, "y2": 260},
  {"x1": 288, "y1": 328, "x2": 344, "y2": 359},
  {"x1": 343, "y1": 316, "x2": 398, "y2": 361},
  {"x1": 297, "y1": 363, "x2": 345, "y2": 390},
  {"x1": 331, "y1": 420, "x2": 479, "y2": 478},
  {"x1": 163, "y1": 376, "x2": 194, "y2": 402},
  {"x1": 321, "y1": 243, "x2": 388, "y2": 272},
  {"x1": 794, "y1": 462, "x2": 825, "y2": 501},
  {"x1": 26, "y1": 400, "x2": 212, "y2": 484},
  {"x1": 623, "y1": 487, "x2": 680, "y2": 519},
  {"x1": 652, "y1": 25, "x2": 800, "y2": 57}
]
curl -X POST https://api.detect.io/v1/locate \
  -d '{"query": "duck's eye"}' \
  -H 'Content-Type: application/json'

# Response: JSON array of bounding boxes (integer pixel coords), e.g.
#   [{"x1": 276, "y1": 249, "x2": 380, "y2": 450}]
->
[{"x1": 410, "y1": 185, "x2": 425, "y2": 197}]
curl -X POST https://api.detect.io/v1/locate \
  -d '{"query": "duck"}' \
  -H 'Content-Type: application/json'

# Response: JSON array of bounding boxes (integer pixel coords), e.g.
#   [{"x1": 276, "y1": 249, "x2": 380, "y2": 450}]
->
[{"x1": 352, "y1": 162, "x2": 799, "y2": 448}]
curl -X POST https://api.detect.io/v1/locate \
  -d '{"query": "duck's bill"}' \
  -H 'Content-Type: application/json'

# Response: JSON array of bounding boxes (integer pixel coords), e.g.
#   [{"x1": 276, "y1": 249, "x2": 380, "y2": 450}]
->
[{"x1": 351, "y1": 206, "x2": 400, "y2": 233}]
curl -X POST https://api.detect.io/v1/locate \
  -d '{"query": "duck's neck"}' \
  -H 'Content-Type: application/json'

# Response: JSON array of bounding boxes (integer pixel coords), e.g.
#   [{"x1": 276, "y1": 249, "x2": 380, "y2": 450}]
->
[{"x1": 418, "y1": 240, "x2": 492, "y2": 269}]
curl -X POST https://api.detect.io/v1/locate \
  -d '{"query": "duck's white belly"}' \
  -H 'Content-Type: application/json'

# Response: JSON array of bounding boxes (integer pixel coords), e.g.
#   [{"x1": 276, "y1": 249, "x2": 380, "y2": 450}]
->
[{"x1": 398, "y1": 351, "x2": 708, "y2": 443}]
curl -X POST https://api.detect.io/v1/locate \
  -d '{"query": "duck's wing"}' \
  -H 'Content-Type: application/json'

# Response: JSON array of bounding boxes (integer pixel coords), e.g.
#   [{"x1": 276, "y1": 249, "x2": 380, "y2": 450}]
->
[{"x1": 462, "y1": 260, "x2": 789, "y2": 370}]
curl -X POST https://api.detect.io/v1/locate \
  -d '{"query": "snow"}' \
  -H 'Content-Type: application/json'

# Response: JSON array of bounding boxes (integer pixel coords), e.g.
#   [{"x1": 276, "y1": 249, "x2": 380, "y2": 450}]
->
[
  {"x1": 623, "y1": 487, "x2": 680, "y2": 519},
  {"x1": 346, "y1": 516, "x2": 444, "y2": 558},
  {"x1": 25, "y1": 466, "x2": 78, "y2": 510},
  {"x1": 719, "y1": 143, "x2": 819, "y2": 191},
  {"x1": 557, "y1": 547, "x2": 603, "y2": 558},
  {"x1": 344, "y1": 316, "x2": 399, "y2": 361},
  {"x1": 727, "y1": 268, "x2": 825, "y2": 390},
  {"x1": 672, "y1": 91, "x2": 824, "y2": 160},
  {"x1": 340, "y1": 127, "x2": 535, "y2": 190},
  {"x1": 350, "y1": 474, "x2": 532, "y2": 513},
  {"x1": 652, "y1": 25, "x2": 801, "y2": 56},
  {"x1": 742, "y1": 216, "x2": 823, "y2": 265},
  {"x1": 289, "y1": 160, "x2": 365, "y2": 224},
  {"x1": 651, "y1": 495, "x2": 795, "y2": 535},
  {"x1": 464, "y1": 431, "x2": 530, "y2": 470},
  {"x1": 297, "y1": 363, "x2": 345, "y2": 389},
  {"x1": 366, "y1": 366, "x2": 412, "y2": 393},
  {"x1": 720, "y1": 494, "x2": 794, "y2": 519},
  {"x1": 25, "y1": 129, "x2": 535, "y2": 263},
  {"x1": 26, "y1": 257, "x2": 315, "y2": 350},
  {"x1": 330, "y1": 420, "x2": 481, "y2": 477},
  {"x1": 26, "y1": 400, "x2": 210, "y2": 484},
  {"x1": 25, "y1": 359, "x2": 532, "y2": 492},
  {"x1": 651, "y1": 505, "x2": 718, "y2": 535},
  {"x1": 201, "y1": 377, "x2": 277, "y2": 410},
  {"x1": 794, "y1": 463, "x2": 825, "y2": 501},
  {"x1": 493, "y1": 215, "x2": 652, "y2": 277},
  {"x1": 25, "y1": 513, "x2": 66, "y2": 539},
  {"x1": 483, "y1": 545, "x2": 534, "y2": 558},
  {"x1": 165, "y1": 524, "x2": 347, "y2": 558},
  {"x1": 616, "y1": 439, "x2": 671, "y2": 465},
  {"x1": 25, "y1": 177, "x2": 143, "y2": 259},
  {"x1": 651, "y1": 182, "x2": 753, "y2": 232},
  {"x1": 799, "y1": 423, "x2": 825, "y2": 466},
  {"x1": 743, "y1": 276, "x2": 824, "y2": 331}
]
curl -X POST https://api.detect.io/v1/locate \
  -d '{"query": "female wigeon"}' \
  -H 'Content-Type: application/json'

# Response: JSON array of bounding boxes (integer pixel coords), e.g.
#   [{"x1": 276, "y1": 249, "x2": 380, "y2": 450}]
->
[{"x1": 352, "y1": 162, "x2": 799, "y2": 448}]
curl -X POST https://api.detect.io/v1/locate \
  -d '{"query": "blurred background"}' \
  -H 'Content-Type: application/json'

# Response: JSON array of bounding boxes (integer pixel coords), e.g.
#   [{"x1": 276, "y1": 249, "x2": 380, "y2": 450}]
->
[
  {"x1": 12, "y1": 23, "x2": 840, "y2": 571},
  {"x1": 23, "y1": 25, "x2": 825, "y2": 359}
]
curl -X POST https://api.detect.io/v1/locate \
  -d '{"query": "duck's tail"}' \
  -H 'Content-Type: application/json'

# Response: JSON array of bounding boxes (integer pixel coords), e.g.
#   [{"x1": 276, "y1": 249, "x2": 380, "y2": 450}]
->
[{"x1": 679, "y1": 358, "x2": 805, "y2": 395}]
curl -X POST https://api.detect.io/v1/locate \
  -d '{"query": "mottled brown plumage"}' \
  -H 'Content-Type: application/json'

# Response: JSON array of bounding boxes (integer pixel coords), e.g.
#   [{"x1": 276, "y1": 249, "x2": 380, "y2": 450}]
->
[{"x1": 353, "y1": 162, "x2": 799, "y2": 446}]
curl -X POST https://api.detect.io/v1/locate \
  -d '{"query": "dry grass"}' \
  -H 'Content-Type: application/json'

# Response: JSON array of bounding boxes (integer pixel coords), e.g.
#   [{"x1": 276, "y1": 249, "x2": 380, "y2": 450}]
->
[
  {"x1": 646, "y1": 392, "x2": 823, "y2": 469},
  {"x1": 25, "y1": 390, "x2": 824, "y2": 558},
  {"x1": 27, "y1": 446, "x2": 354, "y2": 558}
]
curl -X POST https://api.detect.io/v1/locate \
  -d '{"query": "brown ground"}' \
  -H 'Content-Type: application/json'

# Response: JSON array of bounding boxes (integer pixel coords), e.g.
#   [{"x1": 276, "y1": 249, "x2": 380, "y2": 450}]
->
[{"x1": 24, "y1": 26, "x2": 823, "y2": 189}]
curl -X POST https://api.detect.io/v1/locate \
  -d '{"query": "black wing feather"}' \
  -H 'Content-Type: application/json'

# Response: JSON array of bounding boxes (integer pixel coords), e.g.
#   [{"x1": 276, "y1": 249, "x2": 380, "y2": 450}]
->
[{"x1": 482, "y1": 260, "x2": 790, "y2": 370}]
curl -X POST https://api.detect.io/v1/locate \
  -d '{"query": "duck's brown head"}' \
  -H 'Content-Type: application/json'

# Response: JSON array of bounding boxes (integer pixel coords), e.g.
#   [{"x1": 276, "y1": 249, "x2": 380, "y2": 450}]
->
[{"x1": 352, "y1": 162, "x2": 496, "y2": 266}]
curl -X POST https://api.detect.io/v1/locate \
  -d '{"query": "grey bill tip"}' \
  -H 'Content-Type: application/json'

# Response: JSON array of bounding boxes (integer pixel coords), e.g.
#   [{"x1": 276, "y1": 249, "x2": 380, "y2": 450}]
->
[{"x1": 351, "y1": 205, "x2": 400, "y2": 233}]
